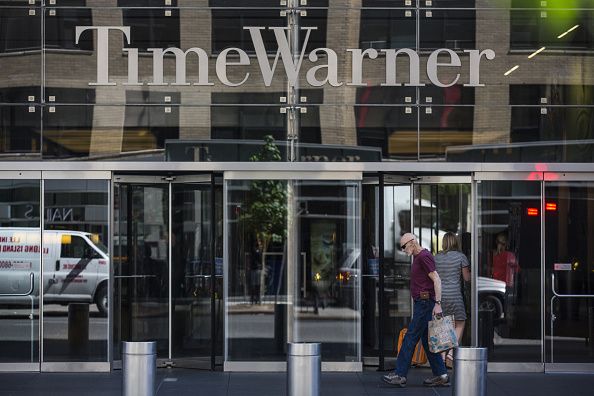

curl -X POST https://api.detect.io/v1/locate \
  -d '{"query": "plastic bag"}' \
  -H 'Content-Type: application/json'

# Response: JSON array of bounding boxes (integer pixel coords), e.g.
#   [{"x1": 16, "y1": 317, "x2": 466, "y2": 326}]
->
[{"x1": 428, "y1": 314, "x2": 458, "y2": 353}]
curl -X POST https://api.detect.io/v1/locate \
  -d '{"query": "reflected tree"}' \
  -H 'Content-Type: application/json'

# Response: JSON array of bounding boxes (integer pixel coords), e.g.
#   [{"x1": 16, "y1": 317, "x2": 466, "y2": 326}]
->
[{"x1": 242, "y1": 135, "x2": 287, "y2": 299}]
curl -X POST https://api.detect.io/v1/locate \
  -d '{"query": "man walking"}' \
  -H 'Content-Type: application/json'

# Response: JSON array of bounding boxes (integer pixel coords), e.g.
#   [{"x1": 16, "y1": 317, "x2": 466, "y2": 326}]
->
[{"x1": 382, "y1": 233, "x2": 449, "y2": 388}]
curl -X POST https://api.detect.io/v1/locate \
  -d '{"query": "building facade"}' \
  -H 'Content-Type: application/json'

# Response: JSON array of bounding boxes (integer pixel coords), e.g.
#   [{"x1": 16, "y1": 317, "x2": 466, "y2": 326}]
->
[{"x1": 0, "y1": 0, "x2": 593, "y2": 373}]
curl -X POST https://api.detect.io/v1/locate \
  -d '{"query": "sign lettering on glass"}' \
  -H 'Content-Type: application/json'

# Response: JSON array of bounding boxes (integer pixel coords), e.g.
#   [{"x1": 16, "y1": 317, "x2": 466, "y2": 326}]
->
[{"x1": 75, "y1": 26, "x2": 495, "y2": 88}]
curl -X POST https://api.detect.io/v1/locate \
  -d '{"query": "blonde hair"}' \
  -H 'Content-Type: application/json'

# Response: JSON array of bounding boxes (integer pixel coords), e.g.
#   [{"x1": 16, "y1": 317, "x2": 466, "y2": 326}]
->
[{"x1": 441, "y1": 232, "x2": 460, "y2": 252}]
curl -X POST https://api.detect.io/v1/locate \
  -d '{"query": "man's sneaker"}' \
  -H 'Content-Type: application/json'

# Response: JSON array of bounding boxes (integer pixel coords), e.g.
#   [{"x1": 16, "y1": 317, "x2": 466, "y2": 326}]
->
[
  {"x1": 423, "y1": 374, "x2": 450, "y2": 387},
  {"x1": 382, "y1": 372, "x2": 407, "y2": 387}
]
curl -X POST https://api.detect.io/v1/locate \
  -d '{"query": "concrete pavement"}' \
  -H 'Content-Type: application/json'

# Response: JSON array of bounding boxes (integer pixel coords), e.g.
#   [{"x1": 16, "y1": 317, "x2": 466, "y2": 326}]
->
[{"x1": 1, "y1": 367, "x2": 593, "y2": 395}]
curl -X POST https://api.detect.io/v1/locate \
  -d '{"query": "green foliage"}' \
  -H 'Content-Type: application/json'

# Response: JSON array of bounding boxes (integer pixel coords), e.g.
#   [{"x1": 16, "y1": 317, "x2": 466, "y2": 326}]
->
[{"x1": 243, "y1": 136, "x2": 287, "y2": 252}]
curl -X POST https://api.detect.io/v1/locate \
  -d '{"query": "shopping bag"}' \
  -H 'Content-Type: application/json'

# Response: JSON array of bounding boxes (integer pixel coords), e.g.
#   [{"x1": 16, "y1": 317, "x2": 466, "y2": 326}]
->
[
  {"x1": 396, "y1": 328, "x2": 427, "y2": 366},
  {"x1": 428, "y1": 314, "x2": 458, "y2": 353}
]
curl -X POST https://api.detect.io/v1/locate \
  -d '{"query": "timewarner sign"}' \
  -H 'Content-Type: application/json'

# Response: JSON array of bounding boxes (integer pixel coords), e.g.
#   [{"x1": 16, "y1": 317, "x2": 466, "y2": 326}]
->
[{"x1": 76, "y1": 26, "x2": 495, "y2": 88}]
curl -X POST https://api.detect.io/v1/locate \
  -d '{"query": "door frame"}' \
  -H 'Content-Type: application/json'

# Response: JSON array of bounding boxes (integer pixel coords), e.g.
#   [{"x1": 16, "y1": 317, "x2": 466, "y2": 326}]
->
[
  {"x1": 543, "y1": 172, "x2": 594, "y2": 373},
  {"x1": 0, "y1": 171, "x2": 41, "y2": 372},
  {"x1": 376, "y1": 174, "x2": 472, "y2": 370},
  {"x1": 474, "y1": 172, "x2": 545, "y2": 373},
  {"x1": 112, "y1": 173, "x2": 217, "y2": 370},
  {"x1": 222, "y1": 170, "x2": 362, "y2": 372}
]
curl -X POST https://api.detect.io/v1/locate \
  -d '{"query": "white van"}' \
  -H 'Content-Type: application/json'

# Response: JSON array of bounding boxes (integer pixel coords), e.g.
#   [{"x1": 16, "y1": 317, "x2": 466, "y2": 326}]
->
[{"x1": 0, "y1": 228, "x2": 109, "y2": 315}]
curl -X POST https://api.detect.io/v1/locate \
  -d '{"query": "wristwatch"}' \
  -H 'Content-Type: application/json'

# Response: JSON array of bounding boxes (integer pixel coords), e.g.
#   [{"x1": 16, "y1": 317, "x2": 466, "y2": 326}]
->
[{"x1": 435, "y1": 300, "x2": 442, "y2": 305}]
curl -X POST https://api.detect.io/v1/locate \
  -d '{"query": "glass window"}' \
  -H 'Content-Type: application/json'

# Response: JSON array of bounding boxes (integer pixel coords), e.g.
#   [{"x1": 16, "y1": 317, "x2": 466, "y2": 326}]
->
[
  {"x1": 43, "y1": 179, "x2": 110, "y2": 363},
  {"x1": 45, "y1": 5, "x2": 93, "y2": 51},
  {"x1": 359, "y1": 8, "x2": 415, "y2": 50},
  {"x1": 113, "y1": 182, "x2": 169, "y2": 359},
  {"x1": 355, "y1": 105, "x2": 418, "y2": 159},
  {"x1": 420, "y1": 9, "x2": 476, "y2": 51},
  {"x1": 0, "y1": 178, "x2": 40, "y2": 364},
  {"x1": 60, "y1": 235, "x2": 89, "y2": 259},
  {"x1": 119, "y1": 1, "x2": 180, "y2": 52},
  {"x1": 123, "y1": 106, "x2": 180, "y2": 153},
  {"x1": 477, "y1": 179, "x2": 542, "y2": 363},
  {"x1": 0, "y1": 6, "x2": 40, "y2": 53},
  {"x1": 0, "y1": 105, "x2": 41, "y2": 157},
  {"x1": 210, "y1": 104, "x2": 288, "y2": 142},
  {"x1": 510, "y1": 8, "x2": 594, "y2": 51},
  {"x1": 226, "y1": 177, "x2": 361, "y2": 363},
  {"x1": 211, "y1": 9, "x2": 284, "y2": 54},
  {"x1": 42, "y1": 105, "x2": 94, "y2": 159},
  {"x1": 545, "y1": 180, "x2": 594, "y2": 364},
  {"x1": 293, "y1": 180, "x2": 361, "y2": 362}
]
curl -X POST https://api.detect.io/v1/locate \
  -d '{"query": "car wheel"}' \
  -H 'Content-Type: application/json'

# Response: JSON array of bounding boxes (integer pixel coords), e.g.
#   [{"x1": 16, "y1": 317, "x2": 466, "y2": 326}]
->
[
  {"x1": 95, "y1": 285, "x2": 108, "y2": 317},
  {"x1": 479, "y1": 294, "x2": 503, "y2": 320}
]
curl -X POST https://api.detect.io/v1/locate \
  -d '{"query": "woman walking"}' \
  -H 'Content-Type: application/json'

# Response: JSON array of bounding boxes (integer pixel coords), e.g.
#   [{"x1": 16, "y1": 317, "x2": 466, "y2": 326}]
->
[{"x1": 434, "y1": 232, "x2": 471, "y2": 368}]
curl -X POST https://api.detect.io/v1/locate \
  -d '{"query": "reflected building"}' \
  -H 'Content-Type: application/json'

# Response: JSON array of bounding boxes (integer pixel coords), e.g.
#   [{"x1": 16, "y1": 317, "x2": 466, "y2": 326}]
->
[{"x1": 0, "y1": 0, "x2": 593, "y2": 374}]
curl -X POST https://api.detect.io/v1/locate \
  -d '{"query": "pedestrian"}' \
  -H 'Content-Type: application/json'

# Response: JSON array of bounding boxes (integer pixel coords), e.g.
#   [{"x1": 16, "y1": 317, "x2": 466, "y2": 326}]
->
[
  {"x1": 382, "y1": 233, "x2": 449, "y2": 388},
  {"x1": 435, "y1": 232, "x2": 471, "y2": 368}
]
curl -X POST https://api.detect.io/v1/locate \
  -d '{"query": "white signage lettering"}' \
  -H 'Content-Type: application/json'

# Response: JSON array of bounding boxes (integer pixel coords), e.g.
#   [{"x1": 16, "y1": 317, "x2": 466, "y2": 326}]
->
[{"x1": 75, "y1": 26, "x2": 495, "y2": 88}]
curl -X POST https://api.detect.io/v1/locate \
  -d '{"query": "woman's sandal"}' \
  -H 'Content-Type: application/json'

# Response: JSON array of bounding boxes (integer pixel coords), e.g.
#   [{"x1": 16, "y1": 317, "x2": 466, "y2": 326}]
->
[{"x1": 445, "y1": 353, "x2": 454, "y2": 369}]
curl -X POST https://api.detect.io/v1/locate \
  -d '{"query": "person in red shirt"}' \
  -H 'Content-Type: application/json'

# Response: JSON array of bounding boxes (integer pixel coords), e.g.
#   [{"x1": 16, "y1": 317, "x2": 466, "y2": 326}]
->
[
  {"x1": 382, "y1": 233, "x2": 449, "y2": 388},
  {"x1": 491, "y1": 233, "x2": 520, "y2": 287}
]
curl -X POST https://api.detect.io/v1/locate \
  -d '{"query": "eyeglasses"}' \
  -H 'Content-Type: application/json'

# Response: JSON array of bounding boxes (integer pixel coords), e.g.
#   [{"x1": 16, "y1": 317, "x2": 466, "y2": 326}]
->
[
  {"x1": 400, "y1": 240, "x2": 413, "y2": 250},
  {"x1": 496, "y1": 240, "x2": 506, "y2": 245}
]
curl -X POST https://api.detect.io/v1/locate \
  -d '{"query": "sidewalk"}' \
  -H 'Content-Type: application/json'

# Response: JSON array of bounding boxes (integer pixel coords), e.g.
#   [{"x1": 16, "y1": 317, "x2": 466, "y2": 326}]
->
[{"x1": 0, "y1": 367, "x2": 593, "y2": 396}]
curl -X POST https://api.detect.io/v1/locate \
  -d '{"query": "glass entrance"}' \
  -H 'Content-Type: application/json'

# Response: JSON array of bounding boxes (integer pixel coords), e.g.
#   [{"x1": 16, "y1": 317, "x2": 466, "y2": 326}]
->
[
  {"x1": 362, "y1": 175, "x2": 471, "y2": 369},
  {"x1": 545, "y1": 176, "x2": 594, "y2": 367},
  {"x1": 113, "y1": 175, "x2": 221, "y2": 369},
  {"x1": 0, "y1": 174, "x2": 40, "y2": 370},
  {"x1": 475, "y1": 173, "x2": 543, "y2": 367},
  {"x1": 224, "y1": 173, "x2": 361, "y2": 370}
]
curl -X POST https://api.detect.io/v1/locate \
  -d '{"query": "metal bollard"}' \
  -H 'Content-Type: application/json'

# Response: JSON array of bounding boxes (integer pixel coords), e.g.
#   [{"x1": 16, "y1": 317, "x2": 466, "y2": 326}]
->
[
  {"x1": 453, "y1": 347, "x2": 488, "y2": 396},
  {"x1": 68, "y1": 303, "x2": 89, "y2": 357},
  {"x1": 287, "y1": 343, "x2": 321, "y2": 396},
  {"x1": 122, "y1": 341, "x2": 156, "y2": 396}
]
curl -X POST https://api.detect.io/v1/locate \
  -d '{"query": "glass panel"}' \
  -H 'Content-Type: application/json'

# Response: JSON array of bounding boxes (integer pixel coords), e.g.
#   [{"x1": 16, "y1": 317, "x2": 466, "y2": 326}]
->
[
  {"x1": 0, "y1": 6, "x2": 41, "y2": 104},
  {"x1": 171, "y1": 182, "x2": 212, "y2": 364},
  {"x1": 359, "y1": 8, "x2": 415, "y2": 50},
  {"x1": 226, "y1": 177, "x2": 361, "y2": 363},
  {"x1": 419, "y1": 8, "x2": 476, "y2": 51},
  {"x1": 42, "y1": 179, "x2": 109, "y2": 362},
  {"x1": 226, "y1": 178, "x2": 288, "y2": 361},
  {"x1": 0, "y1": 179, "x2": 40, "y2": 364},
  {"x1": 292, "y1": 180, "x2": 360, "y2": 362},
  {"x1": 44, "y1": 7, "x2": 287, "y2": 106},
  {"x1": 414, "y1": 184, "x2": 472, "y2": 345},
  {"x1": 477, "y1": 180, "x2": 541, "y2": 362},
  {"x1": 361, "y1": 181, "x2": 379, "y2": 359},
  {"x1": 113, "y1": 183, "x2": 169, "y2": 360},
  {"x1": 545, "y1": 181, "x2": 594, "y2": 363},
  {"x1": 382, "y1": 183, "x2": 411, "y2": 361},
  {"x1": 329, "y1": 105, "x2": 417, "y2": 160},
  {"x1": 0, "y1": 105, "x2": 41, "y2": 159},
  {"x1": 446, "y1": 106, "x2": 594, "y2": 162}
]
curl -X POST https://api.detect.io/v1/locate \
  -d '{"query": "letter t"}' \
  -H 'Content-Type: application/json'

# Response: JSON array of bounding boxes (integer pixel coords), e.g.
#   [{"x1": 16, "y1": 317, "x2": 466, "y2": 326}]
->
[{"x1": 75, "y1": 26, "x2": 131, "y2": 86}]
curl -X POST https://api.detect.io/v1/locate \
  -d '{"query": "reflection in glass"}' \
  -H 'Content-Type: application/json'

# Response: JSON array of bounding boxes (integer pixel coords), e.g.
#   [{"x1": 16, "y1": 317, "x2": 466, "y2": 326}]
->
[
  {"x1": 171, "y1": 183, "x2": 216, "y2": 364},
  {"x1": 0, "y1": 179, "x2": 40, "y2": 364},
  {"x1": 477, "y1": 180, "x2": 541, "y2": 362},
  {"x1": 226, "y1": 178, "x2": 361, "y2": 363},
  {"x1": 414, "y1": 184, "x2": 472, "y2": 345},
  {"x1": 381, "y1": 184, "x2": 411, "y2": 360},
  {"x1": 292, "y1": 180, "x2": 360, "y2": 362},
  {"x1": 42, "y1": 179, "x2": 109, "y2": 362},
  {"x1": 114, "y1": 183, "x2": 169, "y2": 359},
  {"x1": 545, "y1": 181, "x2": 594, "y2": 363},
  {"x1": 420, "y1": 9, "x2": 476, "y2": 50},
  {"x1": 361, "y1": 182, "x2": 379, "y2": 359},
  {"x1": 226, "y1": 178, "x2": 288, "y2": 361},
  {"x1": 356, "y1": 106, "x2": 417, "y2": 159},
  {"x1": 359, "y1": 8, "x2": 415, "y2": 50}
]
